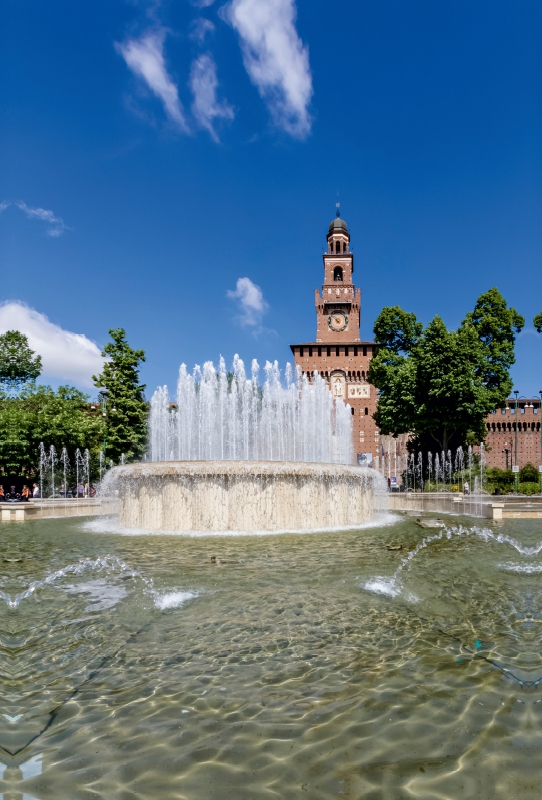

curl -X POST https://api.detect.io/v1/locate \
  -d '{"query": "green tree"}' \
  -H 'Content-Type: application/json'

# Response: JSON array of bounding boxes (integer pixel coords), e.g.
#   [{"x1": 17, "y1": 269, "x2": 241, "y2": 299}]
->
[
  {"x1": 368, "y1": 288, "x2": 524, "y2": 452},
  {"x1": 533, "y1": 311, "x2": 542, "y2": 333},
  {"x1": 0, "y1": 385, "x2": 102, "y2": 476},
  {"x1": 0, "y1": 331, "x2": 42, "y2": 396},
  {"x1": 92, "y1": 329, "x2": 147, "y2": 463}
]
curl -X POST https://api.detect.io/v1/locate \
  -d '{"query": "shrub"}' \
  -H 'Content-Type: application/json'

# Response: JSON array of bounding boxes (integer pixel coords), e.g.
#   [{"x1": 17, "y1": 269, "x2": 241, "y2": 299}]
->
[
  {"x1": 519, "y1": 462, "x2": 539, "y2": 483},
  {"x1": 518, "y1": 482, "x2": 540, "y2": 495},
  {"x1": 486, "y1": 467, "x2": 514, "y2": 491}
]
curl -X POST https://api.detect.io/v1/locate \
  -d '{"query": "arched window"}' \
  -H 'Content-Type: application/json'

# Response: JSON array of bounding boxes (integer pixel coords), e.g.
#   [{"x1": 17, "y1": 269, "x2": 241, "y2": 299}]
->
[
  {"x1": 351, "y1": 407, "x2": 354, "y2": 415},
  {"x1": 365, "y1": 407, "x2": 369, "y2": 416},
  {"x1": 343, "y1": 242, "x2": 347, "y2": 253},
  {"x1": 333, "y1": 266, "x2": 343, "y2": 281}
]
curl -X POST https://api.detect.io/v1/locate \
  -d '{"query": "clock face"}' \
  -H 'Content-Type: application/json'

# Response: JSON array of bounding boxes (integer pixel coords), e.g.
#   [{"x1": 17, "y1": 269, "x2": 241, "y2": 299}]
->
[{"x1": 329, "y1": 310, "x2": 348, "y2": 332}]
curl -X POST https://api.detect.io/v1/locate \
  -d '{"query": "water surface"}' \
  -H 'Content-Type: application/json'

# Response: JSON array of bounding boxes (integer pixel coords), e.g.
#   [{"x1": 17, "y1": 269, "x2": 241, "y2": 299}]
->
[{"x1": 0, "y1": 514, "x2": 541, "y2": 799}]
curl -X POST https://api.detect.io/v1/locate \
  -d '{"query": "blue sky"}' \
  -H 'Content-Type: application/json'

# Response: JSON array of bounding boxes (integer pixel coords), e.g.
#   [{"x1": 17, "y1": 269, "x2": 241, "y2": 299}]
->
[{"x1": 2, "y1": 0, "x2": 542, "y2": 397}]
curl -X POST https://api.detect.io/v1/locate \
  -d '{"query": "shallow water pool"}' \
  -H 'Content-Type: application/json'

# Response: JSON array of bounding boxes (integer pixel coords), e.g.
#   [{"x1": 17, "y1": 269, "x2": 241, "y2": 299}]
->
[{"x1": 0, "y1": 513, "x2": 541, "y2": 799}]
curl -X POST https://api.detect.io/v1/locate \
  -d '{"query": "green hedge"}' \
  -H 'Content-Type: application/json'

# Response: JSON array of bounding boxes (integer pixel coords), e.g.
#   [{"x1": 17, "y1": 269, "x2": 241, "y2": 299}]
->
[{"x1": 518, "y1": 482, "x2": 541, "y2": 495}]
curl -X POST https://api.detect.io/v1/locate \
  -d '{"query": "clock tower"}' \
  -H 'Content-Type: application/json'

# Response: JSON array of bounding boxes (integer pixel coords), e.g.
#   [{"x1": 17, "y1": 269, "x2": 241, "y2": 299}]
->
[
  {"x1": 316, "y1": 208, "x2": 361, "y2": 342},
  {"x1": 290, "y1": 209, "x2": 380, "y2": 467}
]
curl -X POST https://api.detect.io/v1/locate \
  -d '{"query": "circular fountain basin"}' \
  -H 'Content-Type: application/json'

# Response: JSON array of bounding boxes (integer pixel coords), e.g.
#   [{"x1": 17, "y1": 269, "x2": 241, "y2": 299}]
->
[{"x1": 110, "y1": 460, "x2": 384, "y2": 532}]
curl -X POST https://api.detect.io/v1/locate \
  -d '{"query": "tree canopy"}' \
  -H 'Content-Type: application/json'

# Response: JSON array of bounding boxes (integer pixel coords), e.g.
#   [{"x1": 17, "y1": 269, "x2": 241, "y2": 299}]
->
[
  {"x1": 0, "y1": 384, "x2": 103, "y2": 476},
  {"x1": 0, "y1": 330, "x2": 42, "y2": 395},
  {"x1": 367, "y1": 288, "x2": 524, "y2": 452},
  {"x1": 92, "y1": 328, "x2": 147, "y2": 463}
]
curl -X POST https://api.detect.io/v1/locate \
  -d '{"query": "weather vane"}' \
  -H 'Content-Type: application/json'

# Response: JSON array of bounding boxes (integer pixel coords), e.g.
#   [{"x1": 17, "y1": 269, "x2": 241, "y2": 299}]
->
[{"x1": 336, "y1": 202, "x2": 340, "y2": 218}]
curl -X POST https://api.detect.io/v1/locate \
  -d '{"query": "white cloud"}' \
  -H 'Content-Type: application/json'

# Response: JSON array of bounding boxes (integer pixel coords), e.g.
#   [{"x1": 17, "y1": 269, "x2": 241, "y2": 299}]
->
[
  {"x1": 0, "y1": 302, "x2": 105, "y2": 389},
  {"x1": 222, "y1": 0, "x2": 313, "y2": 138},
  {"x1": 227, "y1": 277, "x2": 268, "y2": 327},
  {"x1": 0, "y1": 201, "x2": 67, "y2": 237},
  {"x1": 116, "y1": 28, "x2": 189, "y2": 131},
  {"x1": 192, "y1": 0, "x2": 216, "y2": 7},
  {"x1": 190, "y1": 17, "x2": 215, "y2": 43},
  {"x1": 190, "y1": 54, "x2": 234, "y2": 141}
]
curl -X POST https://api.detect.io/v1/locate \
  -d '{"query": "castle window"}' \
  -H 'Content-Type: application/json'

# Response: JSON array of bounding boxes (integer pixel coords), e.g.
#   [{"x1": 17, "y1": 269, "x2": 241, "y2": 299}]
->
[
  {"x1": 365, "y1": 407, "x2": 369, "y2": 415},
  {"x1": 327, "y1": 347, "x2": 331, "y2": 357},
  {"x1": 334, "y1": 266, "x2": 343, "y2": 281},
  {"x1": 354, "y1": 346, "x2": 358, "y2": 356},
  {"x1": 299, "y1": 347, "x2": 304, "y2": 357},
  {"x1": 343, "y1": 242, "x2": 347, "y2": 253},
  {"x1": 318, "y1": 347, "x2": 321, "y2": 357},
  {"x1": 335, "y1": 347, "x2": 339, "y2": 357},
  {"x1": 351, "y1": 407, "x2": 354, "y2": 415},
  {"x1": 309, "y1": 347, "x2": 313, "y2": 357},
  {"x1": 363, "y1": 346, "x2": 367, "y2": 356}
]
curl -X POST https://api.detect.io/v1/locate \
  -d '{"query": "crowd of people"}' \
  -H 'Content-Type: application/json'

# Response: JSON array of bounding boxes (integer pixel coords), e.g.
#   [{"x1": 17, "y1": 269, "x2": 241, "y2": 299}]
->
[{"x1": 0, "y1": 483, "x2": 97, "y2": 501}]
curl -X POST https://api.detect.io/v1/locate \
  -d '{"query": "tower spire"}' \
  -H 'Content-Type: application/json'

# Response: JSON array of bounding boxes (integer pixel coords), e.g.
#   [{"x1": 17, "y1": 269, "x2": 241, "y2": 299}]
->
[{"x1": 336, "y1": 202, "x2": 341, "y2": 218}]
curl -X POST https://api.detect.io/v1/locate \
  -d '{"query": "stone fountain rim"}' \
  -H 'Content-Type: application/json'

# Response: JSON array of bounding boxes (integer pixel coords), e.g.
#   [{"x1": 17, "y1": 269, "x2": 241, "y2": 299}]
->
[{"x1": 111, "y1": 460, "x2": 376, "y2": 479}]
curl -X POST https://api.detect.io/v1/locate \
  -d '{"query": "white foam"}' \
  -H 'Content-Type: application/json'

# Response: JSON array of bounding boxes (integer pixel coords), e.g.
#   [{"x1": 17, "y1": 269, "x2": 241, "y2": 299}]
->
[
  {"x1": 498, "y1": 563, "x2": 542, "y2": 574},
  {"x1": 81, "y1": 512, "x2": 400, "y2": 538},
  {"x1": 153, "y1": 590, "x2": 199, "y2": 610},
  {"x1": 363, "y1": 577, "x2": 402, "y2": 597}
]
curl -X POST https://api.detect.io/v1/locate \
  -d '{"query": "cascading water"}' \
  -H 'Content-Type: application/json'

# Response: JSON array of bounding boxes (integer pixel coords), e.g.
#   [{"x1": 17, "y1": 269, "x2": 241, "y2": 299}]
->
[{"x1": 149, "y1": 356, "x2": 353, "y2": 465}]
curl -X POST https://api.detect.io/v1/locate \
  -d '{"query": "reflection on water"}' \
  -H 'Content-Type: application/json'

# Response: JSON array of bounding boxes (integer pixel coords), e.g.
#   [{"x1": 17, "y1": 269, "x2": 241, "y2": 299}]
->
[{"x1": 0, "y1": 514, "x2": 541, "y2": 799}]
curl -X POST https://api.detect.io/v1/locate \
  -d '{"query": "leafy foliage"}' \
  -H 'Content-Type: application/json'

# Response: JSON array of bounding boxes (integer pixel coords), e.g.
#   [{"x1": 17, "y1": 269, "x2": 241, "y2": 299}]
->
[
  {"x1": 534, "y1": 311, "x2": 542, "y2": 333},
  {"x1": 92, "y1": 329, "x2": 147, "y2": 463},
  {"x1": 519, "y1": 462, "x2": 539, "y2": 483},
  {"x1": 518, "y1": 482, "x2": 540, "y2": 495},
  {"x1": 486, "y1": 467, "x2": 514, "y2": 492},
  {"x1": 0, "y1": 331, "x2": 42, "y2": 395},
  {"x1": 368, "y1": 288, "x2": 524, "y2": 452},
  {"x1": 0, "y1": 385, "x2": 102, "y2": 476}
]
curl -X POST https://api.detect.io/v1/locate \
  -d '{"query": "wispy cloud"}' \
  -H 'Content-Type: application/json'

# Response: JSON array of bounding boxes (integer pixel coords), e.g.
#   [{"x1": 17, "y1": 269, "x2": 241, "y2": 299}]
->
[
  {"x1": 0, "y1": 201, "x2": 67, "y2": 237},
  {"x1": 15, "y1": 202, "x2": 67, "y2": 237},
  {"x1": 227, "y1": 277, "x2": 269, "y2": 329},
  {"x1": 115, "y1": 28, "x2": 189, "y2": 132},
  {"x1": 190, "y1": 54, "x2": 234, "y2": 141},
  {"x1": 192, "y1": 0, "x2": 215, "y2": 7},
  {"x1": 222, "y1": 0, "x2": 313, "y2": 138},
  {"x1": 0, "y1": 302, "x2": 105, "y2": 388},
  {"x1": 190, "y1": 17, "x2": 215, "y2": 43}
]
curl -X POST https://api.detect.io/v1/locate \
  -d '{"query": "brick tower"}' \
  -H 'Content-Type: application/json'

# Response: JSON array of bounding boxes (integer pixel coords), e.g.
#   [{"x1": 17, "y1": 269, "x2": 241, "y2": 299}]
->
[{"x1": 290, "y1": 209, "x2": 380, "y2": 466}]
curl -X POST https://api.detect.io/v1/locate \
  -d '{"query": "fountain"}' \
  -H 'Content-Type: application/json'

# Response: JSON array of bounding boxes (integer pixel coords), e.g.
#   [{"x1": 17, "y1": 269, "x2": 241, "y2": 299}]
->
[{"x1": 109, "y1": 356, "x2": 385, "y2": 532}]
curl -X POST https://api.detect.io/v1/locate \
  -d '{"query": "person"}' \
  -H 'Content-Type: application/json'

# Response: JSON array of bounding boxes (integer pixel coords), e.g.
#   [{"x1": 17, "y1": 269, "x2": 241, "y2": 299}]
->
[
  {"x1": 387, "y1": 477, "x2": 391, "y2": 492},
  {"x1": 420, "y1": 478, "x2": 425, "y2": 492},
  {"x1": 89, "y1": 485, "x2": 96, "y2": 498},
  {"x1": 21, "y1": 485, "x2": 30, "y2": 501},
  {"x1": 77, "y1": 483, "x2": 84, "y2": 498},
  {"x1": 83, "y1": 483, "x2": 89, "y2": 497},
  {"x1": 32, "y1": 483, "x2": 40, "y2": 498},
  {"x1": 464, "y1": 481, "x2": 470, "y2": 495},
  {"x1": 0, "y1": 485, "x2": 4, "y2": 501}
]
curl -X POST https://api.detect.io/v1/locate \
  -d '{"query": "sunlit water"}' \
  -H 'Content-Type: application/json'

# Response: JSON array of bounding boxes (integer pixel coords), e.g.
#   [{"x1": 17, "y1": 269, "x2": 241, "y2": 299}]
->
[{"x1": 1, "y1": 514, "x2": 542, "y2": 799}]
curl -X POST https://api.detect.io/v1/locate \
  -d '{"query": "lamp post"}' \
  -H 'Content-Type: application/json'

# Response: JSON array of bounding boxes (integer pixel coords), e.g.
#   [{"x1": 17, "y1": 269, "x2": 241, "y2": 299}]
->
[{"x1": 514, "y1": 390, "x2": 519, "y2": 493}]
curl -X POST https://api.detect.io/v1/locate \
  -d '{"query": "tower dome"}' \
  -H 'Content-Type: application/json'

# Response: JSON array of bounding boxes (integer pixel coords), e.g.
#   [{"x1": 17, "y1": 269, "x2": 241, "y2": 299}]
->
[{"x1": 328, "y1": 216, "x2": 349, "y2": 233}]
